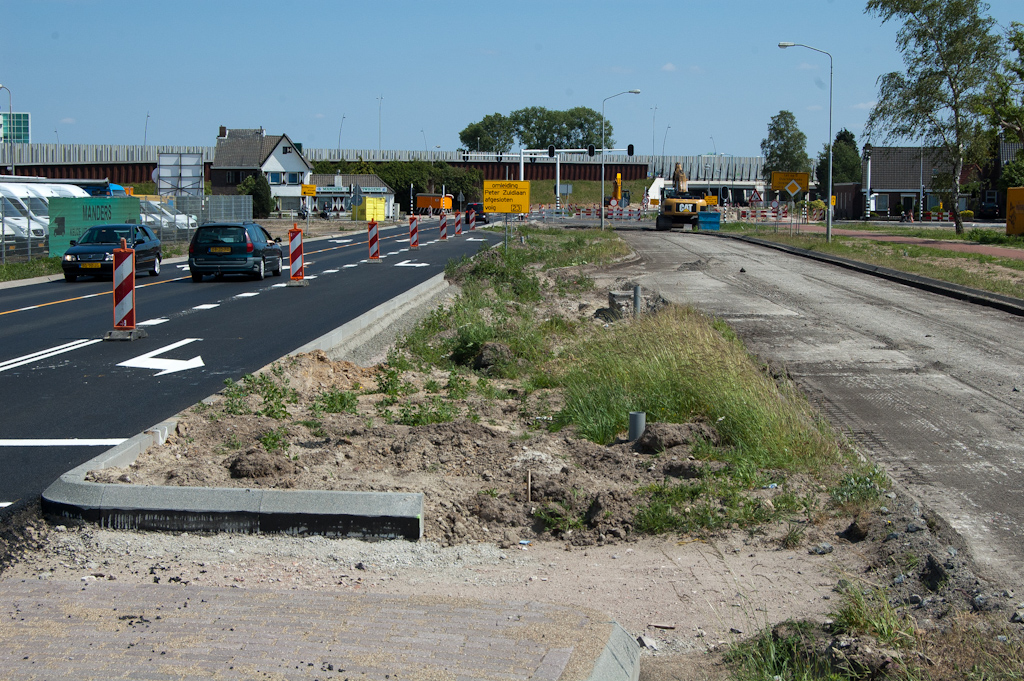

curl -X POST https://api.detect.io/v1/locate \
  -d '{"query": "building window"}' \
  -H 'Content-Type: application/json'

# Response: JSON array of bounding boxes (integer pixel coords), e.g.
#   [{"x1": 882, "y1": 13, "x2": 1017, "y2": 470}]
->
[
  {"x1": 874, "y1": 194, "x2": 889, "y2": 213},
  {"x1": 282, "y1": 146, "x2": 291, "y2": 154},
  {"x1": 287, "y1": 172, "x2": 300, "y2": 184},
  {"x1": 268, "y1": 172, "x2": 282, "y2": 184},
  {"x1": 226, "y1": 171, "x2": 236, "y2": 184}
]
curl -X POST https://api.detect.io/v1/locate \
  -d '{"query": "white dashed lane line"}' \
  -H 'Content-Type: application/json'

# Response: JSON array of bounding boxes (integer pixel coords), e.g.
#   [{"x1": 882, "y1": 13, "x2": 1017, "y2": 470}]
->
[
  {"x1": 192, "y1": 304, "x2": 220, "y2": 310},
  {"x1": 138, "y1": 318, "x2": 169, "y2": 326},
  {"x1": 235, "y1": 292, "x2": 260, "y2": 298}
]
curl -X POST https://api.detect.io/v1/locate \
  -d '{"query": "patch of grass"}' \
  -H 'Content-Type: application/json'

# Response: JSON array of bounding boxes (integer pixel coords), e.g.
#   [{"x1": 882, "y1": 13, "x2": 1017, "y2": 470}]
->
[
  {"x1": 0, "y1": 256, "x2": 63, "y2": 282},
  {"x1": 221, "y1": 370, "x2": 297, "y2": 419},
  {"x1": 829, "y1": 465, "x2": 888, "y2": 511},
  {"x1": 296, "y1": 419, "x2": 326, "y2": 438},
  {"x1": 831, "y1": 582, "x2": 916, "y2": 649},
  {"x1": 424, "y1": 378, "x2": 442, "y2": 393},
  {"x1": 634, "y1": 476, "x2": 777, "y2": 535},
  {"x1": 780, "y1": 523, "x2": 806, "y2": 549},
  {"x1": 394, "y1": 397, "x2": 457, "y2": 426},
  {"x1": 445, "y1": 370, "x2": 471, "y2": 400},
  {"x1": 533, "y1": 501, "x2": 586, "y2": 534},
  {"x1": 311, "y1": 389, "x2": 358, "y2": 415},
  {"x1": 258, "y1": 427, "x2": 289, "y2": 453},
  {"x1": 725, "y1": 620, "x2": 840, "y2": 681},
  {"x1": 478, "y1": 488, "x2": 499, "y2": 497},
  {"x1": 376, "y1": 365, "x2": 416, "y2": 406}
]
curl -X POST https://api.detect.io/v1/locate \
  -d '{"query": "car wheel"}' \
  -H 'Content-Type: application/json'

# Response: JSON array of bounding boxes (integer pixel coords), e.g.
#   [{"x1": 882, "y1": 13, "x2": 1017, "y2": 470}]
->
[
  {"x1": 254, "y1": 257, "x2": 265, "y2": 280},
  {"x1": 191, "y1": 270, "x2": 203, "y2": 282},
  {"x1": 150, "y1": 257, "x2": 161, "y2": 277},
  {"x1": 272, "y1": 256, "x2": 283, "y2": 277},
  {"x1": 64, "y1": 272, "x2": 77, "y2": 282}
]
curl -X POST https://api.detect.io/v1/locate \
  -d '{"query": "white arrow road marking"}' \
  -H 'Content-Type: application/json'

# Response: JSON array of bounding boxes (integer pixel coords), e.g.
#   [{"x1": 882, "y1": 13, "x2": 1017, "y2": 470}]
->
[
  {"x1": 192, "y1": 304, "x2": 219, "y2": 310},
  {"x1": 177, "y1": 264, "x2": 190, "y2": 270},
  {"x1": 0, "y1": 438, "x2": 127, "y2": 447},
  {"x1": 118, "y1": 338, "x2": 204, "y2": 376},
  {"x1": 138, "y1": 318, "x2": 169, "y2": 326},
  {"x1": 0, "y1": 502, "x2": 11, "y2": 508},
  {"x1": 394, "y1": 260, "x2": 429, "y2": 268},
  {"x1": 0, "y1": 339, "x2": 103, "y2": 373}
]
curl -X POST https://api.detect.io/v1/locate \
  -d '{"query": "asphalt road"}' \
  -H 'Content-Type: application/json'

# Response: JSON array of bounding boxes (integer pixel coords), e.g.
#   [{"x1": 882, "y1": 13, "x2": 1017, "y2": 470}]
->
[
  {"x1": 0, "y1": 222, "x2": 501, "y2": 520},
  {"x1": 602, "y1": 229, "x2": 1024, "y2": 593}
]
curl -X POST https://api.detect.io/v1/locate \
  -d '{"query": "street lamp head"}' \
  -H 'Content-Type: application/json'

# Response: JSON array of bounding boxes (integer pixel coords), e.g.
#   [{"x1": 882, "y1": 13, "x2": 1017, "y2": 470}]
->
[
  {"x1": 628, "y1": 89, "x2": 641, "y2": 94},
  {"x1": 778, "y1": 42, "x2": 795, "y2": 48}
]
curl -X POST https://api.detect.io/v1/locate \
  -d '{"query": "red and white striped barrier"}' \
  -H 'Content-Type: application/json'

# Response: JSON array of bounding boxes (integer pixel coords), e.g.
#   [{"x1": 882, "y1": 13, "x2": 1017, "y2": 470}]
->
[
  {"x1": 923, "y1": 211, "x2": 952, "y2": 221},
  {"x1": 368, "y1": 220, "x2": 380, "y2": 260},
  {"x1": 409, "y1": 216, "x2": 419, "y2": 249},
  {"x1": 288, "y1": 226, "x2": 304, "y2": 280},
  {"x1": 468, "y1": 210, "x2": 476, "y2": 231},
  {"x1": 439, "y1": 212, "x2": 448, "y2": 240},
  {"x1": 454, "y1": 211, "x2": 462, "y2": 236},
  {"x1": 113, "y1": 239, "x2": 135, "y2": 330}
]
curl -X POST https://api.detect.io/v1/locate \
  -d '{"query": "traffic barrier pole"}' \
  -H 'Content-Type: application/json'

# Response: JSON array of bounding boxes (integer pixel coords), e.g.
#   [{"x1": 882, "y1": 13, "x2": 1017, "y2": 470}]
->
[
  {"x1": 409, "y1": 216, "x2": 419, "y2": 249},
  {"x1": 289, "y1": 225, "x2": 304, "y2": 280},
  {"x1": 113, "y1": 238, "x2": 135, "y2": 330},
  {"x1": 439, "y1": 212, "x2": 448, "y2": 240},
  {"x1": 454, "y1": 211, "x2": 462, "y2": 236},
  {"x1": 368, "y1": 220, "x2": 380, "y2": 260},
  {"x1": 468, "y1": 210, "x2": 476, "y2": 231}
]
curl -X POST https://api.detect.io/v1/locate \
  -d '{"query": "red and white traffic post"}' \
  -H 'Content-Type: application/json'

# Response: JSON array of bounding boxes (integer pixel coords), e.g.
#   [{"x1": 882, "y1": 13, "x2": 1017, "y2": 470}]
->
[
  {"x1": 454, "y1": 211, "x2": 462, "y2": 236},
  {"x1": 368, "y1": 220, "x2": 380, "y2": 260},
  {"x1": 439, "y1": 212, "x2": 448, "y2": 240},
  {"x1": 289, "y1": 225, "x2": 304, "y2": 280},
  {"x1": 105, "y1": 237, "x2": 146, "y2": 340},
  {"x1": 468, "y1": 210, "x2": 476, "y2": 231},
  {"x1": 409, "y1": 216, "x2": 419, "y2": 249}
]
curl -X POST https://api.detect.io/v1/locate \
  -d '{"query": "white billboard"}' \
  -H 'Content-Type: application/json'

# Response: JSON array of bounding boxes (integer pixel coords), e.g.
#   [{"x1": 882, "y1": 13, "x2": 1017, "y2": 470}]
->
[{"x1": 157, "y1": 152, "x2": 204, "y2": 196}]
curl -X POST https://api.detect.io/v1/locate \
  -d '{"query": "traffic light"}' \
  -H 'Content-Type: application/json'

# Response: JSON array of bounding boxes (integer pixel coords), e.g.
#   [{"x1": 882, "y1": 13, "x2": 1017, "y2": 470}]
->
[
  {"x1": 548, "y1": 145, "x2": 555, "y2": 157},
  {"x1": 463, "y1": 153, "x2": 469, "y2": 162},
  {"x1": 587, "y1": 144, "x2": 595, "y2": 157},
  {"x1": 627, "y1": 144, "x2": 634, "y2": 156}
]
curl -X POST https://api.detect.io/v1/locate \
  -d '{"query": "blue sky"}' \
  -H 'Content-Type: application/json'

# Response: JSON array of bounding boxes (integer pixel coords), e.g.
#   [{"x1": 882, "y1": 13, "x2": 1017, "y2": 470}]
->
[{"x1": 2, "y1": 0, "x2": 1020, "y2": 158}]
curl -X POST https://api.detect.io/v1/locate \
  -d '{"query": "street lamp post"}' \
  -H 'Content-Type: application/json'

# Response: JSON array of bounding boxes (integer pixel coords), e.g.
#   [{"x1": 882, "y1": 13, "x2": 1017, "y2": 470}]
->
[
  {"x1": 661, "y1": 125, "x2": 671, "y2": 175},
  {"x1": 779, "y1": 41, "x2": 833, "y2": 242},
  {"x1": 0, "y1": 85, "x2": 13, "y2": 175},
  {"x1": 144, "y1": 111, "x2": 150, "y2": 148},
  {"x1": 376, "y1": 95, "x2": 384, "y2": 155},
  {"x1": 337, "y1": 114, "x2": 346, "y2": 158},
  {"x1": 651, "y1": 105, "x2": 657, "y2": 159},
  {"x1": 601, "y1": 89, "x2": 640, "y2": 230},
  {"x1": 421, "y1": 129, "x2": 427, "y2": 156}
]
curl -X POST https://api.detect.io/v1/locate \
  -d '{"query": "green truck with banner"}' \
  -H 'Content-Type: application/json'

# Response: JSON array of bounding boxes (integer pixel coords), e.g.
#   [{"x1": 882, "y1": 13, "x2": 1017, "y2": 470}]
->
[{"x1": 48, "y1": 197, "x2": 141, "y2": 257}]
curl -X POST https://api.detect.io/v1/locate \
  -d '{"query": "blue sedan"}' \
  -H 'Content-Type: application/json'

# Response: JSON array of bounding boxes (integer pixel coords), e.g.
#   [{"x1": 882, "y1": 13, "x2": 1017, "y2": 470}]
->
[
  {"x1": 61, "y1": 224, "x2": 162, "y2": 282},
  {"x1": 188, "y1": 222, "x2": 284, "y2": 281}
]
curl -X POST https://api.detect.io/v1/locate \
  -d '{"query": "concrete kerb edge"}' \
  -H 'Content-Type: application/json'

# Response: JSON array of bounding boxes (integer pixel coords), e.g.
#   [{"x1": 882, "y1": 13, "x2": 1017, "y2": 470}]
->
[
  {"x1": 705, "y1": 231, "x2": 1024, "y2": 317},
  {"x1": 40, "y1": 273, "x2": 447, "y2": 539},
  {"x1": 586, "y1": 622, "x2": 641, "y2": 681}
]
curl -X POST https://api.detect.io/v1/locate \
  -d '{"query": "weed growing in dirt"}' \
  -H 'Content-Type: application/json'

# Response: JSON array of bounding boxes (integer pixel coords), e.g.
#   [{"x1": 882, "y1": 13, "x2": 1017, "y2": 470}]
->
[
  {"x1": 297, "y1": 419, "x2": 326, "y2": 438},
  {"x1": 311, "y1": 389, "x2": 358, "y2": 415},
  {"x1": 395, "y1": 397, "x2": 457, "y2": 426},
  {"x1": 725, "y1": 620, "x2": 837, "y2": 680},
  {"x1": 376, "y1": 365, "x2": 415, "y2": 406},
  {"x1": 258, "y1": 427, "x2": 289, "y2": 453},
  {"x1": 780, "y1": 523, "x2": 806, "y2": 549},
  {"x1": 221, "y1": 371, "x2": 297, "y2": 419},
  {"x1": 832, "y1": 582, "x2": 916, "y2": 649},
  {"x1": 445, "y1": 370, "x2": 470, "y2": 400},
  {"x1": 533, "y1": 501, "x2": 586, "y2": 534},
  {"x1": 829, "y1": 465, "x2": 888, "y2": 511}
]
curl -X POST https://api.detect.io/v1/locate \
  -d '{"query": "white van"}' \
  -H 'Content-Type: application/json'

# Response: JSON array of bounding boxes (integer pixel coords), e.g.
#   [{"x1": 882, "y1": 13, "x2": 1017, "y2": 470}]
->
[{"x1": 0, "y1": 185, "x2": 48, "y2": 242}]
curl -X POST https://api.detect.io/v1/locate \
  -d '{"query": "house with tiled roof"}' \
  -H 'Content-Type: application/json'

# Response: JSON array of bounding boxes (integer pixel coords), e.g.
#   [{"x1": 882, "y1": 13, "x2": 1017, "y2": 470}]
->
[
  {"x1": 211, "y1": 126, "x2": 312, "y2": 212},
  {"x1": 309, "y1": 173, "x2": 397, "y2": 218}
]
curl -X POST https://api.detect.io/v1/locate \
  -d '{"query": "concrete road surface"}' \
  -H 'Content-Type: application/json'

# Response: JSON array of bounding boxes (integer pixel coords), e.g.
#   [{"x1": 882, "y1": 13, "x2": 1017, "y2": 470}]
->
[{"x1": 603, "y1": 230, "x2": 1024, "y2": 592}]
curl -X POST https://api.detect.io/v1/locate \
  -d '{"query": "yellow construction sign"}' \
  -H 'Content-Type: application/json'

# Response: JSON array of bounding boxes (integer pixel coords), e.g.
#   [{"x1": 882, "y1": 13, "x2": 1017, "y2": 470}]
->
[
  {"x1": 483, "y1": 181, "x2": 531, "y2": 214},
  {"x1": 770, "y1": 172, "x2": 810, "y2": 192},
  {"x1": 301, "y1": 184, "x2": 317, "y2": 197}
]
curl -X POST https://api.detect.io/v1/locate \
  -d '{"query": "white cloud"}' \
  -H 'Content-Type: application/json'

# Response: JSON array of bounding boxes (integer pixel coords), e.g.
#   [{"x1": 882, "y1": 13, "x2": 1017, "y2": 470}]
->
[
  {"x1": 853, "y1": 101, "x2": 877, "y2": 110},
  {"x1": 60, "y1": 117, "x2": 75, "y2": 124},
  {"x1": 662, "y1": 62, "x2": 677, "y2": 72}
]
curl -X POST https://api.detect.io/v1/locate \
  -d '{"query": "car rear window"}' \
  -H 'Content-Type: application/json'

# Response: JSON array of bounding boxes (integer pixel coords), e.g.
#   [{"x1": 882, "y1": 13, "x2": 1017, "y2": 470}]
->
[{"x1": 196, "y1": 227, "x2": 246, "y2": 244}]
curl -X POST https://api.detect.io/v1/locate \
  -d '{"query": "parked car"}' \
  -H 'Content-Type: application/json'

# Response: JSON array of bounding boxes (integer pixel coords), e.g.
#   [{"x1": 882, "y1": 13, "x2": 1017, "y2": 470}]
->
[
  {"x1": 188, "y1": 222, "x2": 283, "y2": 282},
  {"x1": 61, "y1": 224, "x2": 162, "y2": 282},
  {"x1": 977, "y1": 201, "x2": 999, "y2": 219},
  {"x1": 465, "y1": 202, "x2": 488, "y2": 224}
]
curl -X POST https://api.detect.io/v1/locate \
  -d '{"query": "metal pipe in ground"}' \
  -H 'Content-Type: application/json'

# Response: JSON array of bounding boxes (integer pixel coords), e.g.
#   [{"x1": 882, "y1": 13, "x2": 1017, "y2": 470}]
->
[
  {"x1": 628, "y1": 411, "x2": 646, "y2": 441},
  {"x1": 633, "y1": 284, "x2": 641, "y2": 318}
]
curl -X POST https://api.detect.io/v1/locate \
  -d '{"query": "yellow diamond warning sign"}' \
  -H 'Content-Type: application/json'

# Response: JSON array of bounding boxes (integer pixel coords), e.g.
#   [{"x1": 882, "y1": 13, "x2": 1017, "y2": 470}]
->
[{"x1": 483, "y1": 181, "x2": 530, "y2": 214}]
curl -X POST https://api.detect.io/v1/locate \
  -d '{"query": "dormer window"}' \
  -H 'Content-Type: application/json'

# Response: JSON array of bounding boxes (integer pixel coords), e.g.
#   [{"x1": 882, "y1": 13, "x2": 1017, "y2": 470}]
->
[{"x1": 282, "y1": 146, "x2": 291, "y2": 154}]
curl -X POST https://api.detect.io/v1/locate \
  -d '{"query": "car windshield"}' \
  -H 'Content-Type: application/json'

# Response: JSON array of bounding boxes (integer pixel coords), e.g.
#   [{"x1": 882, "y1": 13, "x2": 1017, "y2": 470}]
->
[
  {"x1": 0, "y1": 197, "x2": 27, "y2": 217},
  {"x1": 24, "y1": 197, "x2": 48, "y2": 216},
  {"x1": 0, "y1": 196, "x2": 29, "y2": 217},
  {"x1": 78, "y1": 226, "x2": 132, "y2": 244},
  {"x1": 196, "y1": 226, "x2": 245, "y2": 245}
]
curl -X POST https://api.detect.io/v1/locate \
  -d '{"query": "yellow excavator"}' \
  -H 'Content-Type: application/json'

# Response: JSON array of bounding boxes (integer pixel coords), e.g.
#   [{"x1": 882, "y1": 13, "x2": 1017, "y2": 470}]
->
[{"x1": 655, "y1": 163, "x2": 708, "y2": 230}]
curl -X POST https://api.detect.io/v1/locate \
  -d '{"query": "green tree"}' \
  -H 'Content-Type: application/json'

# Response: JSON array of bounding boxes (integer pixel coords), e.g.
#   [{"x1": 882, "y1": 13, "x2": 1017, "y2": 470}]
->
[
  {"x1": 237, "y1": 173, "x2": 276, "y2": 218},
  {"x1": 815, "y1": 128, "x2": 863, "y2": 186},
  {"x1": 1000, "y1": 158, "x2": 1024, "y2": 190},
  {"x1": 459, "y1": 113, "x2": 515, "y2": 153},
  {"x1": 761, "y1": 110, "x2": 811, "y2": 181},
  {"x1": 865, "y1": 0, "x2": 1001, "y2": 234},
  {"x1": 984, "y1": 22, "x2": 1024, "y2": 143}
]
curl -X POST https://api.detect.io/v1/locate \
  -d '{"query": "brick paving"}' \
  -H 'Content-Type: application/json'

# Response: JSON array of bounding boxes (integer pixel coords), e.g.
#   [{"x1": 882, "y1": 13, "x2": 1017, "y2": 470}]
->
[{"x1": 0, "y1": 580, "x2": 612, "y2": 681}]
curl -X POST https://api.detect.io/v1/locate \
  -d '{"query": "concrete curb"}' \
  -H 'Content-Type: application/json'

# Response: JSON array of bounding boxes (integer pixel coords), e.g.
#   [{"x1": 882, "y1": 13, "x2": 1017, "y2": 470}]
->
[
  {"x1": 40, "y1": 276, "x2": 452, "y2": 539},
  {"x1": 587, "y1": 622, "x2": 642, "y2": 681},
  {"x1": 707, "y1": 231, "x2": 1024, "y2": 317}
]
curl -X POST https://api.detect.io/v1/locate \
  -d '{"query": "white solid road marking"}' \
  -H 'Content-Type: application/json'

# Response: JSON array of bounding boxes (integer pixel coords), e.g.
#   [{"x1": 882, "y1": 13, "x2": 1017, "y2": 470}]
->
[
  {"x1": 0, "y1": 502, "x2": 11, "y2": 508},
  {"x1": 0, "y1": 438, "x2": 127, "y2": 447},
  {"x1": 118, "y1": 338, "x2": 204, "y2": 376},
  {"x1": 192, "y1": 304, "x2": 219, "y2": 310},
  {"x1": 0, "y1": 339, "x2": 103, "y2": 373},
  {"x1": 17, "y1": 306, "x2": 38, "y2": 312},
  {"x1": 386, "y1": 251, "x2": 400, "y2": 256},
  {"x1": 138, "y1": 318, "x2": 169, "y2": 326},
  {"x1": 236, "y1": 292, "x2": 259, "y2": 298},
  {"x1": 271, "y1": 283, "x2": 288, "y2": 288}
]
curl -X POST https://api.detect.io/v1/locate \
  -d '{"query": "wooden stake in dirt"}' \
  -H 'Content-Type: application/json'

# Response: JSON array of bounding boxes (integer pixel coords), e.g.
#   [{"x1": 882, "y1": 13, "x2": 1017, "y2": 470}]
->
[{"x1": 527, "y1": 471, "x2": 532, "y2": 502}]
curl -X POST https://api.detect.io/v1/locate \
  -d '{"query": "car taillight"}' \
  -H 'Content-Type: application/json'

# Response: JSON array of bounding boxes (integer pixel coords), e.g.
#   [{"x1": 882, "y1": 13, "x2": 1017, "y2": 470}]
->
[
  {"x1": 188, "y1": 240, "x2": 195, "y2": 255},
  {"x1": 245, "y1": 232, "x2": 254, "y2": 253}
]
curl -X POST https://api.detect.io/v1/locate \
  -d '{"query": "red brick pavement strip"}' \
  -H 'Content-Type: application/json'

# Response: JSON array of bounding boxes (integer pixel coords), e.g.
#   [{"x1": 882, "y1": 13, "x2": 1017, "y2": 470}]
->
[
  {"x1": 788, "y1": 224, "x2": 1024, "y2": 260},
  {"x1": 0, "y1": 580, "x2": 612, "y2": 680}
]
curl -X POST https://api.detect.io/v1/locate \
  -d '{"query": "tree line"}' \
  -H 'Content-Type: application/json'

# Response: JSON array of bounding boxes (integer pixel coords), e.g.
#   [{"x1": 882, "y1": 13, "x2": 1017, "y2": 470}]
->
[
  {"x1": 459, "y1": 107, "x2": 613, "y2": 153},
  {"x1": 761, "y1": 0, "x2": 1024, "y2": 234},
  {"x1": 311, "y1": 158, "x2": 484, "y2": 213}
]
